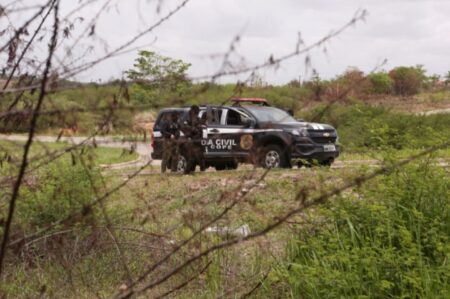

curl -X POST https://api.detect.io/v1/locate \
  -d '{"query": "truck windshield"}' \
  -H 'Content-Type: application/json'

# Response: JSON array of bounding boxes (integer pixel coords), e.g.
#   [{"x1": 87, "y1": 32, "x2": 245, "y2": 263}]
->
[{"x1": 245, "y1": 106, "x2": 296, "y2": 123}]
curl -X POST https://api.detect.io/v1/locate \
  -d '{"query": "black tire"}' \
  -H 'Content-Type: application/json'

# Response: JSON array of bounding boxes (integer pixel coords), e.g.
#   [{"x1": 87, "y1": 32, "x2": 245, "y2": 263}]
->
[
  {"x1": 228, "y1": 161, "x2": 238, "y2": 170},
  {"x1": 319, "y1": 158, "x2": 334, "y2": 167},
  {"x1": 260, "y1": 145, "x2": 289, "y2": 168},
  {"x1": 174, "y1": 152, "x2": 193, "y2": 174}
]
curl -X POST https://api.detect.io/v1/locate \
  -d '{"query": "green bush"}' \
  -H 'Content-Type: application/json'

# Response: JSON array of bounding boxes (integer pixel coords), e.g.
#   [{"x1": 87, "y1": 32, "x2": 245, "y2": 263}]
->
[
  {"x1": 283, "y1": 162, "x2": 450, "y2": 298},
  {"x1": 366, "y1": 72, "x2": 393, "y2": 94},
  {"x1": 15, "y1": 160, "x2": 101, "y2": 232}
]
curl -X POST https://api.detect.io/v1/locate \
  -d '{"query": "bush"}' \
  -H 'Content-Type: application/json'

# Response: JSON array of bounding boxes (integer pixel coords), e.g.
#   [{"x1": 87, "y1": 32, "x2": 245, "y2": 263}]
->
[
  {"x1": 366, "y1": 72, "x2": 393, "y2": 94},
  {"x1": 15, "y1": 161, "x2": 100, "y2": 231},
  {"x1": 283, "y1": 162, "x2": 450, "y2": 298},
  {"x1": 389, "y1": 66, "x2": 424, "y2": 96}
]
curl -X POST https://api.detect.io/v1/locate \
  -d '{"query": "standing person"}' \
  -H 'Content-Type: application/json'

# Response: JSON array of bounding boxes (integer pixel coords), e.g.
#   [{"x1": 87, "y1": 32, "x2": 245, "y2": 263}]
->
[
  {"x1": 182, "y1": 105, "x2": 206, "y2": 173},
  {"x1": 160, "y1": 113, "x2": 180, "y2": 173}
]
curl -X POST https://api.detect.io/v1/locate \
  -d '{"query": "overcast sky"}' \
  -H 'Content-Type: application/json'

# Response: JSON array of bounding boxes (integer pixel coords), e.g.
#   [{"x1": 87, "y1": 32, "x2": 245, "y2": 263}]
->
[{"x1": 4, "y1": 0, "x2": 450, "y2": 84}]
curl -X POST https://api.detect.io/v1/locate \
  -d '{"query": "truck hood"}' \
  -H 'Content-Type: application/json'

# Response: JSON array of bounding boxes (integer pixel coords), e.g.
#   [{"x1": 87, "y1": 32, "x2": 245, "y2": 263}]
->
[{"x1": 259, "y1": 121, "x2": 335, "y2": 131}]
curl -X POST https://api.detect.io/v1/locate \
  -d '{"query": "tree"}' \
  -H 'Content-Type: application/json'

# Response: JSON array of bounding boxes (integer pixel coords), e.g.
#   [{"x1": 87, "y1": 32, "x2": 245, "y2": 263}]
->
[
  {"x1": 388, "y1": 66, "x2": 424, "y2": 96},
  {"x1": 126, "y1": 51, "x2": 191, "y2": 104},
  {"x1": 334, "y1": 67, "x2": 366, "y2": 96}
]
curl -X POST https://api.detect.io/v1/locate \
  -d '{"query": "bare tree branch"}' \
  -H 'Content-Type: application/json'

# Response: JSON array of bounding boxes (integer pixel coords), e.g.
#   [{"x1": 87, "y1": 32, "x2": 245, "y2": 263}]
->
[{"x1": 0, "y1": 0, "x2": 60, "y2": 275}]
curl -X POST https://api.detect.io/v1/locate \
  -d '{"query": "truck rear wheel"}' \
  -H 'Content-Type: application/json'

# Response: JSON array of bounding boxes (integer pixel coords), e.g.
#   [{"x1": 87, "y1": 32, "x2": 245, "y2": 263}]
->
[{"x1": 176, "y1": 153, "x2": 195, "y2": 174}]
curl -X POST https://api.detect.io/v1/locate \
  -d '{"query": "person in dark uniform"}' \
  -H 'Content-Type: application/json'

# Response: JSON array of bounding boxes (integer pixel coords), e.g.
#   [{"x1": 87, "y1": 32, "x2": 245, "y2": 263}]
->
[
  {"x1": 182, "y1": 105, "x2": 206, "y2": 173},
  {"x1": 160, "y1": 113, "x2": 180, "y2": 173}
]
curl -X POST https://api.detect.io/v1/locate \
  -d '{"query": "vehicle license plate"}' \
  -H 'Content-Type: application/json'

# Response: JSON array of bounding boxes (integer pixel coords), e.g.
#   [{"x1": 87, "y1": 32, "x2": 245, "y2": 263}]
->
[{"x1": 324, "y1": 144, "x2": 336, "y2": 152}]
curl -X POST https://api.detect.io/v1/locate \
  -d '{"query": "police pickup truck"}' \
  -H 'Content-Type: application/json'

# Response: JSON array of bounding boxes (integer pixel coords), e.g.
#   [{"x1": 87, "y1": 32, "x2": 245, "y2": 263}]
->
[{"x1": 151, "y1": 98, "x2": 340, "y2": 172}]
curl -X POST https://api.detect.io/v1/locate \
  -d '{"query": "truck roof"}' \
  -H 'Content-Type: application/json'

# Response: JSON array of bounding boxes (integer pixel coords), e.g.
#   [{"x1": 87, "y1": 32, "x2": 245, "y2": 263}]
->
[{"x1": 230, "y1": 98, "x2": 269, "y2": 106}]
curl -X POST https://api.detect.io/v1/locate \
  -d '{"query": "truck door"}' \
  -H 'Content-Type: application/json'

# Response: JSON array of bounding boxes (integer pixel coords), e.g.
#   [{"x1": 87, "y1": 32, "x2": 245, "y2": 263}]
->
[{"x1": 204, "y1": 107, "x2": 253, "y2": 158}]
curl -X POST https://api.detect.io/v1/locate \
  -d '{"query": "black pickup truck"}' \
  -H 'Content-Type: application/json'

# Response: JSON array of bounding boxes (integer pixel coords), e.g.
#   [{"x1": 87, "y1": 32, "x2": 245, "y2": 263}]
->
[{"x1": 151, "y1": 98, "x2": 340, "y2": 172}]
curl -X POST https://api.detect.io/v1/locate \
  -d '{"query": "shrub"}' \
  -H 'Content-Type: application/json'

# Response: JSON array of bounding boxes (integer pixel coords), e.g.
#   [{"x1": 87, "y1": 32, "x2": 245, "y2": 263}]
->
[
  {"x1": 15, "y1": 160, "x2": 101, "y2": 232},
  {"x1": 389, "y1": 66, "x2": 424, "y2": 95},
  {"x1": 283, "y1": 162, "x2": 450, "y2": 298},
  {"x1": 334, "y1": 67, "x2": 367, "y2": 97},
  {"x1": 366, "y1": 72, "x2": 393, "y2": 94}
]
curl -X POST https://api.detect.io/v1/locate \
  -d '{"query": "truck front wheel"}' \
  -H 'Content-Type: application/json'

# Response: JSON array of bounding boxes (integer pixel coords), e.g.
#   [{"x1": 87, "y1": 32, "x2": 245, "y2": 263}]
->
[{"x1": 260, "y1": 145, "x2": 289, "y2": 169}]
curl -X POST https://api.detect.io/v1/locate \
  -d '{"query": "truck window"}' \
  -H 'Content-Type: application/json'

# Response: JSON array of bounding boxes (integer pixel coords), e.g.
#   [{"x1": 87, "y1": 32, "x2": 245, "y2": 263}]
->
[
  {"x1": 154, "y1": 111, "x2": 182, "y2": 130},
  {"x1": 211, "y1": 108, "x2": 222, "y2": 125},
  {"x1": 226, "y1": 109, "x2": 249, "y2": 126}
]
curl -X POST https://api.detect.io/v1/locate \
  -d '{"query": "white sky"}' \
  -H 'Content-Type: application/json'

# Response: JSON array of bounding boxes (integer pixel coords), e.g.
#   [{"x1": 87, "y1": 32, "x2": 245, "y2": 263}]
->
[{"x1": 2, "y1": 0, "x2": 450, "y2": 84}]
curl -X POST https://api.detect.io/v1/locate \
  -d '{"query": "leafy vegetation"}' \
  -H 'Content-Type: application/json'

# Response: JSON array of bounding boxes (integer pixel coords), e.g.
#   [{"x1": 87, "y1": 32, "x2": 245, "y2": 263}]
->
[
  {"x1": 126, "y1": 50, "x2": 192, "y2": 106},
  {"x1": 389, "y1": 66, "x2": 426, "y2": 96},
  {"x1": 304, "y1": 103, "x2": 450, "y2": 152},
  {"x1": 282, "y1": 162, "x2": 450, "y2": 298},
  {"x1": 366, "y1": 72, "x2": 393, "y2": 94},
  {"x1": 1, "y1": 159, "x2": 448, "y2": 298}
]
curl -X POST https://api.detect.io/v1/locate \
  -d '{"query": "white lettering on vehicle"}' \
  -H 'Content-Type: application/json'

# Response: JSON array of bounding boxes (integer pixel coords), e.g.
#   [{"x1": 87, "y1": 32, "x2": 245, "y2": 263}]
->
[{"x1": 201, "y1": 139, "x2": 237, "y2": 150}]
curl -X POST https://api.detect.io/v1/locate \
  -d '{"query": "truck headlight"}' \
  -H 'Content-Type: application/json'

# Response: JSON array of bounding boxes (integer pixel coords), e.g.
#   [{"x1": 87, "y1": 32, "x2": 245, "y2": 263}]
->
[{"x1": 291, "y1": 128, "x2": 308, "y2": 137}]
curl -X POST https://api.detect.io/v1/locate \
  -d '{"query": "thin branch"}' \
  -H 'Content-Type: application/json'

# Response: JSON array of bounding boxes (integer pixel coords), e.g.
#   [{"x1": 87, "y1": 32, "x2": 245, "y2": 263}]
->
[
  {"x1": 2, "y1": 0, "x2": 56, "y2": 90},
  {"x1": 154, "y1": 260, "x2": 212, "y2": 299},
  {"x1": 0, "y1": 0, "x2": 53, "y2": 53},
  {"x1": 0, "y1": 0, "x2": 60, "y2": 276}
]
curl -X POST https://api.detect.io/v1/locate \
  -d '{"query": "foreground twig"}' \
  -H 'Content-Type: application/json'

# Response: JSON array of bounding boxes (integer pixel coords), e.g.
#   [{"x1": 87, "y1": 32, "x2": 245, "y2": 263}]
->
[{"x1": 0, "y1": 0, "x2": 59, "y2": 275}]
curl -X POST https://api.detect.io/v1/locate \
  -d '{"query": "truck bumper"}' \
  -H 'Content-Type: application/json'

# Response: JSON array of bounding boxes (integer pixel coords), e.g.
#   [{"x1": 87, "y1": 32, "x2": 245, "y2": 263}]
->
[{"x1": 291, "y1": 143, "x2": 340, "y2": 162}]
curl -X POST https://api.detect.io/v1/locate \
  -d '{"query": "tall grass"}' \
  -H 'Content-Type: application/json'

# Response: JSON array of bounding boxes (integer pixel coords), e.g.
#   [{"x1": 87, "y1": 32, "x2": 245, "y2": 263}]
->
[{"x1": 282, "y1": 161, "x2": 450, "y2": 298}]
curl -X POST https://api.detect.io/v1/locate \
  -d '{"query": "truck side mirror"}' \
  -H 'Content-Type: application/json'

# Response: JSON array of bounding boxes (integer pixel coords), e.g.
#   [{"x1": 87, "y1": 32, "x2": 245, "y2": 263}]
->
[{"x1": 244, "y1": 118, "x2": 255, "y2": 128}]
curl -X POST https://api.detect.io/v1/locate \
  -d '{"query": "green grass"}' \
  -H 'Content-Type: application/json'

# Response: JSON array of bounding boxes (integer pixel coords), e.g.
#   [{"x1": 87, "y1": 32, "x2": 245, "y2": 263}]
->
[
  {"x1": 339, "y1": 147, "x2": 450, "y2": 161},
  {"x1": 283, "y1": 162, "x2": 450, "y2": 299},
  {"x1": 0, "y1": 140, "x2": 139, "y2": 166}
]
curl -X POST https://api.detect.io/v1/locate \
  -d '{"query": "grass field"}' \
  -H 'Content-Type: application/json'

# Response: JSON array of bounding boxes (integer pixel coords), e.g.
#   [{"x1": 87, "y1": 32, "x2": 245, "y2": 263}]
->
[
  {"x1": 0, "y1": 166, "x2": 360, "y2": 298},
  {"x1": 0, "y1": 140, "x2": 139, "y2": 167},
  {"x1": 2, "y1": 157, "x2": 448, "y2": 298}
]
